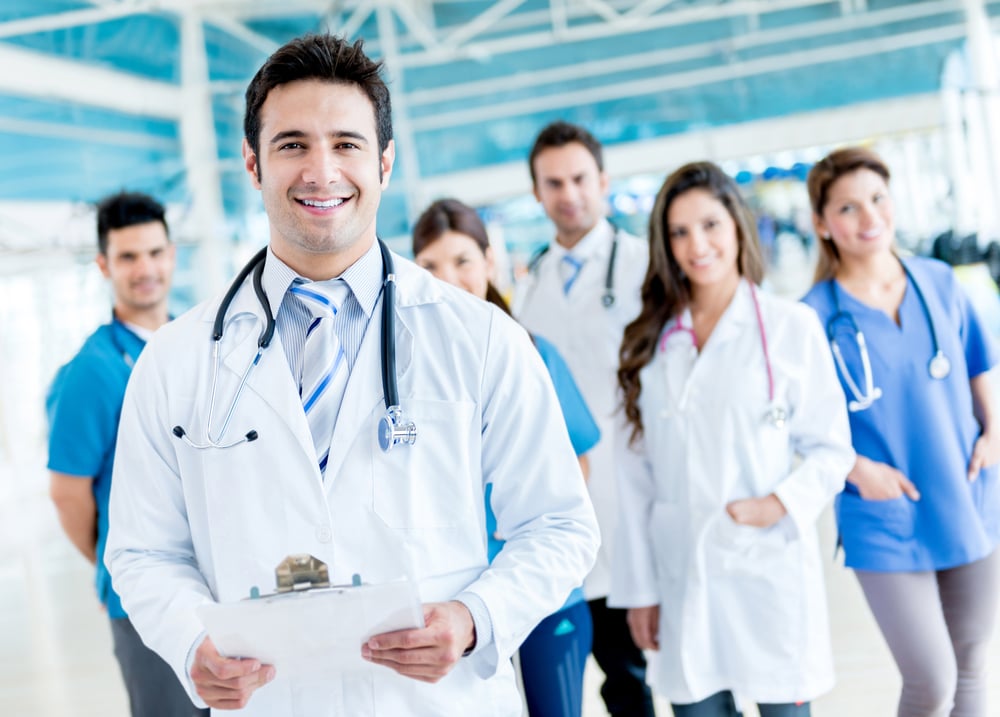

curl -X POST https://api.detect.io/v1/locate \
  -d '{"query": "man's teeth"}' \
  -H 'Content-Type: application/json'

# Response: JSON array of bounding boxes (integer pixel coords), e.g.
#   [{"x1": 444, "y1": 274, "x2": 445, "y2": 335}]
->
[{"x1": 301, "y1": 198, "x2": 345, "y2": 208}]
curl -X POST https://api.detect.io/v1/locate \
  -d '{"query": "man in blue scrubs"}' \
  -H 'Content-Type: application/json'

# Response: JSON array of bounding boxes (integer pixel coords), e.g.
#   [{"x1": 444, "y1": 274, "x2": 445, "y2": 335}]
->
[{"x1": 46, "y1": 191, "x2": 204, "y2": 717}]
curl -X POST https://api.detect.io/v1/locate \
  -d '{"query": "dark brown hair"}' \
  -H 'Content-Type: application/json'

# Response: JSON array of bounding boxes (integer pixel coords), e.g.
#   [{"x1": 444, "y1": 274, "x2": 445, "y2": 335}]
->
[
  {"x1": 528, "y1": 121, "x2": 604, "y2": 186},
  {"x1": 807, "y1": 146, "x2": 891, "y2": 282},
  {"x1": 618, "y1": 161, "x2": 765, "y2": 443},
  {"x1": 411, "y1": 198, "x2": 510, "y2": 315},
  {"x1": 244, "y1": 34, "x2": 392, "y2": 161}
]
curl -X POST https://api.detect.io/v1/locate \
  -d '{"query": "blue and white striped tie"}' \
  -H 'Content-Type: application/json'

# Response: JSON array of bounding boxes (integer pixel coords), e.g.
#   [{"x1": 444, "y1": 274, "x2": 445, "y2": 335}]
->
[
  {"x1": 290, "y1": 280, "x2": 350, "y2": 476},
  {"x1": 561, "y1": 254, "x2": 584, "y2": 295}
]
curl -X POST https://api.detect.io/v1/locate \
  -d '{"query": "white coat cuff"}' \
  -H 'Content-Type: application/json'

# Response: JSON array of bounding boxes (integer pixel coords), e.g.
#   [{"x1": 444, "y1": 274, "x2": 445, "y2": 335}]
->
[
  {"x1": 454, "y1": 591, "x2": 493, "y2": 656},
  {"x1": 184, "y1": 630, "x2": 209, "y2": 709}
]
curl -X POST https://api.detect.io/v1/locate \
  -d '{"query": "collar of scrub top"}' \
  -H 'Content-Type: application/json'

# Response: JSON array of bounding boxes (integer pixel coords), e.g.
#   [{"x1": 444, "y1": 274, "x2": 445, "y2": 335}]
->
[
  {"x1": 825, "y1": 255, "x2": 950, "y2": 414},
  {"x1": 109, "y1": 310, "x2": 154, "y2": 369},
  {"x1": 657, "y1": 279, "x2": 786, "y2": 428}
]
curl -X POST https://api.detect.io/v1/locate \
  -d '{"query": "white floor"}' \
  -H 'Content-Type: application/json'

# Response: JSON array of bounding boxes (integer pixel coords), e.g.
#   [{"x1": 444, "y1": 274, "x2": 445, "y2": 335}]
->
[{"x1": 2, "y1": 473, "x2": 999, "y2": 716}]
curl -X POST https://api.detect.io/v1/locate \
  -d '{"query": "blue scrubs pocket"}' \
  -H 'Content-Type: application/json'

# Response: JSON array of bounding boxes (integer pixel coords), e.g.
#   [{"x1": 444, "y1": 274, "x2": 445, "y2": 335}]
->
[{"x1": 837, "y1": 492, "x2": 916, "y2": 567}]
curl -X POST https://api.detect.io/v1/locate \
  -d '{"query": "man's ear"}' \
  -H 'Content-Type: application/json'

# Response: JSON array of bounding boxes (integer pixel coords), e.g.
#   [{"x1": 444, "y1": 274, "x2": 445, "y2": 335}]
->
[
  {"x1": 95, "y1": 252, "x2": 110, "y2": 279},
  {"x1": 380, "y1": 139, "x2": 396, "y2": 188},
  {"x1": 242, "y1": 138, "x2": 262, "y2": 189}
]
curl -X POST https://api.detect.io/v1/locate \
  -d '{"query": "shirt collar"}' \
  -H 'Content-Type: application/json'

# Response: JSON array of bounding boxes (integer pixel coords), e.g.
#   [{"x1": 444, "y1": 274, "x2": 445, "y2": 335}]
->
[
  {"x1": 262, "y1": 239, "x2": 384, "y2": 320},
  {"x1": 550, "y1": 218, "x2": 616, "y2": 263}
]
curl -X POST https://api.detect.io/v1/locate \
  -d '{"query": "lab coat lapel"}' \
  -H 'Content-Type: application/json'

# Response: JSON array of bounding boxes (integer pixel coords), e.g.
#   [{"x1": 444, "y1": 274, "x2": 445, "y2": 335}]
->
[
  {"x1": 323, "y1": 292, "x2": 415, "y2": 484},
  {"x1": 218, "y1": 280, "x2": 315, "y2": 464}
]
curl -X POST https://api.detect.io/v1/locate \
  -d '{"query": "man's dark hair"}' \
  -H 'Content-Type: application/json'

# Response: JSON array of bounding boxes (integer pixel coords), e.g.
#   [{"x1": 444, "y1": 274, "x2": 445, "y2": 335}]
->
[
  {"x1": 528, "y1": 120, "x2": 604, "y2": 185},
  {"x1": 96, "y1": 191, "x2": 168, "y2": 256},
  {"x1": 244, "y1": 34, "x2": 393, "y2": 162}
]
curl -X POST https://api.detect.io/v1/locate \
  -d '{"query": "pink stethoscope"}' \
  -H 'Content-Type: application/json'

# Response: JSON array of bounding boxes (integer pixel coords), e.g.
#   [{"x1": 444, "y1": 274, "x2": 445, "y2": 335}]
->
[{"x1": 658, "y1": 282, "x2": 788, "y2": 429}]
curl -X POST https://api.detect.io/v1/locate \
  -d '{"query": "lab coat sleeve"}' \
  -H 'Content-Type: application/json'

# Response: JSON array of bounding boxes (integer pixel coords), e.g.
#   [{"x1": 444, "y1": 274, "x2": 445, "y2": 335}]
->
[
  {"x1": 772, "y1": 306, "x2": 855, "y2": 538},
  {"x1": 607, "y1": 420, "x2": 660, "y2": 609},
  {"x1": 460, "y1": 310, "x2": 600, "y2": 679},
  {"x1": 104, "y1": 345, "x2": 213, "y2": 707}
]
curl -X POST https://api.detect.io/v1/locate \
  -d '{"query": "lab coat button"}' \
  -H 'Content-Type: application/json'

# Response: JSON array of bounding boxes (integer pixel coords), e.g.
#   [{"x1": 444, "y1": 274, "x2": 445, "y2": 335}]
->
[{"x1": 316, "y1": 525, "x2": 332, "y2": 543}]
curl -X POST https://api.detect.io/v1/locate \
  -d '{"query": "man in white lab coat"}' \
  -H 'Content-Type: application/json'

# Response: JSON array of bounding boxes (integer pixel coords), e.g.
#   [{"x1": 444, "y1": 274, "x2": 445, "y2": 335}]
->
[
  {"x1": 105, "y1": 35, "x2": 598, "y2": 717},
  {"x1": 512, "y1": 121, "x2": 655, "y2": 717}
]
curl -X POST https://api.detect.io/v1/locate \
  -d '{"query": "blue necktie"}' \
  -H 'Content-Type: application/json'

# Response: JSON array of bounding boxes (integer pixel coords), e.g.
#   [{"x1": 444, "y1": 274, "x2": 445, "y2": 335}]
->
[
  {"x1": 289, "y1": 280, "x2": 350, "y2": 475},
  {"x1": 561, "y1": 254, "x2": 584, "y2": 295}
]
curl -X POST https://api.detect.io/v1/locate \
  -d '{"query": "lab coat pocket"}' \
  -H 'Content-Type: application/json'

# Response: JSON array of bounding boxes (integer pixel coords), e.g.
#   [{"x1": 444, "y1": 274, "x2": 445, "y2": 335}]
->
[
  {"x1": 372, "y1": 399, "x2": 477, "y2": 529},
  {"x1": 648, "y1": 501, "x2": 685, "y2": 581},
  {"x1": 707, "y1": 514, "x2": 792, "y2": 577}
]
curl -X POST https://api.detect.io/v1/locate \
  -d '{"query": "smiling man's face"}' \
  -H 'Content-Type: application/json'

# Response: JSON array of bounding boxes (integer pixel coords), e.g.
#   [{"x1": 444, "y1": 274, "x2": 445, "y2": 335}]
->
[{"x1": 242, "y1": 78, "x2": 395, "y2": 278}]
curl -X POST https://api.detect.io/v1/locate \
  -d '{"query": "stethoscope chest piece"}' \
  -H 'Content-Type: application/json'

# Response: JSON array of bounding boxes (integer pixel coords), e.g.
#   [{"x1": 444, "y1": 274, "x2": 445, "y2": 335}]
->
[
  {"x1": 378, "y1": 406, "x2": 417, "y2": 452},
  {"x1": 764, "y1": 403, "x2": 788, "y2": 429},
  {"x1": 928, "y1": 351, "x2": 951, "y2": 380}
]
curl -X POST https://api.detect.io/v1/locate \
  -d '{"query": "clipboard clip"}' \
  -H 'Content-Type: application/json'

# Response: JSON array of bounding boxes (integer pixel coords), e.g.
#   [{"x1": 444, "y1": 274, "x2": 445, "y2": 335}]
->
[{"x1": 247, "y1": 554, "x2": 362, "y2": 600}]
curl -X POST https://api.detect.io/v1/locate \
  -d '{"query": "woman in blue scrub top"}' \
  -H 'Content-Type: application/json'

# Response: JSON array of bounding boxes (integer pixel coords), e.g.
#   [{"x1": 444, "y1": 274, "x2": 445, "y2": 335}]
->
[
  {"x1": 413, "y1": 198, "x2": 598, "y2": 717},
  {"x1": 802, "y1": 146, "x2": 1000, "y2": 717}
]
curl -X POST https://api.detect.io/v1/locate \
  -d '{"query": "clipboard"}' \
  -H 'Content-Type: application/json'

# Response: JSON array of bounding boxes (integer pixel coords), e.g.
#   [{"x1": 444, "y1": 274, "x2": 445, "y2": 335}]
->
[{"x1": 196, "y1": 555, "x2": 425, "y2": 678}]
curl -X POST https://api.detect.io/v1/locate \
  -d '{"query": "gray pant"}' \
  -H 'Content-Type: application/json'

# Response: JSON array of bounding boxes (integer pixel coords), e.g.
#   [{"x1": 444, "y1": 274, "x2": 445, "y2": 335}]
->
[
  {"x1": 110, "y1": 617, "x2": 208, "y2": 717},
  {"x1": 856, "y1": 549, "x2": 1000, "y2": 717}
]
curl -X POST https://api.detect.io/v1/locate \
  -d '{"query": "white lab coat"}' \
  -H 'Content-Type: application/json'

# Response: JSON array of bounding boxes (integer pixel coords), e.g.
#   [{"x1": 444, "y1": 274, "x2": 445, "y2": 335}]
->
[
  {"x1": 512, "y1": 219, "x2": 648, "y2": 598},
  {"x1": 608, "y1": 280, "x2": 854, "y2": 705},
  {"x1": 105, "y1": 252, "x2": 599, "y2": 717}
]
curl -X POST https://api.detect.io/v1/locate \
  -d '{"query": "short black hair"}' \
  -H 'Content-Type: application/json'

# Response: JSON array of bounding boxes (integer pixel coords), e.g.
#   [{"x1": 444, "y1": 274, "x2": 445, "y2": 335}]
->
[
  {"x1": 96, "y1": 191, "x2": 168, "y2": 255},
  {"x1": 244, "y1": 34, "x2": 393, "y2": 160},
  {"x1": 528, "y1": 120, "x2": 604, "y2": 185}
]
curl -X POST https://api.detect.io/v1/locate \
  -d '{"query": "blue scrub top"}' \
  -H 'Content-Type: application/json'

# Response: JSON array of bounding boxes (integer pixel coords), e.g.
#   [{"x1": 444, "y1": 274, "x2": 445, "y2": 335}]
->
[
  {"x1": 485, "y1": 334, "x2": 600, "y2": 606},
  {"x1": 46, "y1": 318, "x2": 146, "y2": 619},
  {"x1": 802, "y1": 257, "x2": 1000, "y2": 572}
]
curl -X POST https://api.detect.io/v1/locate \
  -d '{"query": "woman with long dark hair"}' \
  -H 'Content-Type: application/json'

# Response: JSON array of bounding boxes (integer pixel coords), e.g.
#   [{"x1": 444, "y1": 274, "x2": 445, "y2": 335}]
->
[
  {"x1": 413, "y1": 197, "x2": 597, "y2": 717},
  {"x1": 802, "y1": 147, "x2": 1000, "y2": 717},
  {"x1": 611, "y1": 162, "x2": 853, "y2": 716}
]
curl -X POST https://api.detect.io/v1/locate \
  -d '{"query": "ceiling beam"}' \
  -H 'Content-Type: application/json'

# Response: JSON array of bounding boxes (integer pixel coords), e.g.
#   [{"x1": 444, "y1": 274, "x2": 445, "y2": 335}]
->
[
  {"x1": 0, "y1": 42, "x2": 183, "y2": 119},
  {"x1": 0, "y1": 1, "x2": 150, "y2": 39}
]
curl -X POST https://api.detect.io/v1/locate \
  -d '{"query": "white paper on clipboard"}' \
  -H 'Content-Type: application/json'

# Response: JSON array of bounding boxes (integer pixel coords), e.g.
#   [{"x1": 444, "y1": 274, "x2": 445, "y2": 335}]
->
[{"x1": 196, "y1": 579, "x2": 424, "y2": 679}]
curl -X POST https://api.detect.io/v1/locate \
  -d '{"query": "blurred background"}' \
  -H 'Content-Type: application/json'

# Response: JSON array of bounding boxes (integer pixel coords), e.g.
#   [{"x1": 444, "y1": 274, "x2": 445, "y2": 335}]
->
[{"x1": 4, "y1": 1, "x2": 1000, "y2": 714}]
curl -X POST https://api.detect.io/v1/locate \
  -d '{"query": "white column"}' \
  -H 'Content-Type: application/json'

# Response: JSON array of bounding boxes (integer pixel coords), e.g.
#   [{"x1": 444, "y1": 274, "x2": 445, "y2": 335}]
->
[
  {"x1": 962, "y1": 0, "x2": 1000, "y2": 241},
  {"x1": 179, "y1": 10, "x2": 228, "y2": 298},
  {"x1": 376, "y1": 2, "x2": 424, "y2": 224}
]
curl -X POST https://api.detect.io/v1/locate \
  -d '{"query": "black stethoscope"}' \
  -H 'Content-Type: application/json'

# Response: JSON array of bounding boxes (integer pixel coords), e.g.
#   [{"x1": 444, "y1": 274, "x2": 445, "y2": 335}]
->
[
  {"x1": 826, "y1": 257, "x2": 951, "y2": 413},
  {"x1": 528, "y1": 225, "x2": 621, "y2": 308},
  {"x1": 171, "y1": 239, "x2": 417, "y2": 453},
  {"x1": 109, "y1": 313, "x2": 139, "y2": 369}
]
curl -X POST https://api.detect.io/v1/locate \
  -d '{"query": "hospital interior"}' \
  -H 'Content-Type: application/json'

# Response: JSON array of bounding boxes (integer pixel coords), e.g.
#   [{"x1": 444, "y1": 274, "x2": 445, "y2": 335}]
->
[{"x1": 4, "y1": 0, "x2": 1000, "y2": 715}]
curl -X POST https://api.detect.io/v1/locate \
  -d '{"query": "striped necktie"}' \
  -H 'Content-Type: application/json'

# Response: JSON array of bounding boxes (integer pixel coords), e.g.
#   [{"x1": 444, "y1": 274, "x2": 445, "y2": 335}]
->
[
  {"x1": 561, "y1": 254, "x2": 584, "y2": 295},
  {"x1": 289, "y1": 279, "x2": 350, "y2": 476}
]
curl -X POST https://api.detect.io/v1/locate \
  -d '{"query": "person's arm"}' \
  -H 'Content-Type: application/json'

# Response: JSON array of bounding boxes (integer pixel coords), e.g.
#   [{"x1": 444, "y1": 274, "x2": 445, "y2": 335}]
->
[
  {"x1": 49, "y1": 472, "x2": 98, "y2": 564},
  {"x1": 968, "y1": 372, "x2": 1000, "y2": 480},
  {"x1": 104, "y1": 343, "x2": 227, "y2": 709},
  {"x1": 578, "y1": 454, "x2": 590, "y2": 482}
]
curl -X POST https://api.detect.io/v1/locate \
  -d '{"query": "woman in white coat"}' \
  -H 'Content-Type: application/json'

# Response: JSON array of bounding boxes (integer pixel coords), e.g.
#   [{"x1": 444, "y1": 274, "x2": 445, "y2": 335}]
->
[{"x1": 611, "y1": 162, "x2": 854, "y2": 716}]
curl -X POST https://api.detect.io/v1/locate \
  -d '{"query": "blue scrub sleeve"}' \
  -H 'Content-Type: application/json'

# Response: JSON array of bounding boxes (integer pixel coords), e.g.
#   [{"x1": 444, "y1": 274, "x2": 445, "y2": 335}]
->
[
  {"x1": 533, "y1": 335, "x2": 601, "y2": 456},
  {"x1": 46, "y1": 350, "x2": 120, "y2": 477},
  {"x1": 955, "y1": 278, "x2": 1000, "y2": 379}
]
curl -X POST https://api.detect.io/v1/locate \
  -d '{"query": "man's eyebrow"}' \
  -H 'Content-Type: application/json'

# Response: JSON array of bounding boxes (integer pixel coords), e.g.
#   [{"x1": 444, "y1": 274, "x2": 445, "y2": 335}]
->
[
  {"x1": 330, "y1": 130, "x2": 369, "y2": 144},
  {"x1": 268, "y1": 130, "x2": 306, "y2": 146}
]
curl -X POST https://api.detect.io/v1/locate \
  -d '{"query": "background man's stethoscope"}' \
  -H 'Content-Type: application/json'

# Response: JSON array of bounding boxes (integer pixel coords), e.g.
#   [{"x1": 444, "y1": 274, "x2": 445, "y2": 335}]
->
[
  {"x1": 527, "y1": 224, "x2": 621, "y2": 308},
  {"x1": 659, "y1": 281, "x2": 788, "y2": 429},
  {"x1": 172, "y1": 239, "x2": 418, "y2": 453},
  {"x1": 826, "y1": 258, "x2": 951, "y2": 413}
]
